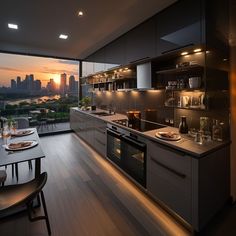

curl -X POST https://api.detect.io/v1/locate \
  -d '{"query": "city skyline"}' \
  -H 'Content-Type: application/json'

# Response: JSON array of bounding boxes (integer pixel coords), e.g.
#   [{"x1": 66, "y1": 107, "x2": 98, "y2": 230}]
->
[{"x1": 0, "y1": 52, "x2": 79, "y2": 87}]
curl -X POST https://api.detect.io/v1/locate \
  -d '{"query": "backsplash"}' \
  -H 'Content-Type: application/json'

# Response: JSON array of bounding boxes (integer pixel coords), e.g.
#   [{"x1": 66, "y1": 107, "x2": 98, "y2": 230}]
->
[{"x1": 93, "y1": 90, "x2": 229, "y2": 134}]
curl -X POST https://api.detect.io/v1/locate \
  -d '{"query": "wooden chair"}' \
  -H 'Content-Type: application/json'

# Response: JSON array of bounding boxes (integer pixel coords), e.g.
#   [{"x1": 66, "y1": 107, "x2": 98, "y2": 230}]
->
[
  {"x1": 0, "y1": 172, "x2": 51, "y2": 235},
  {"x1": 0, "y1": 170, "x2": 7, "y2": 186}
]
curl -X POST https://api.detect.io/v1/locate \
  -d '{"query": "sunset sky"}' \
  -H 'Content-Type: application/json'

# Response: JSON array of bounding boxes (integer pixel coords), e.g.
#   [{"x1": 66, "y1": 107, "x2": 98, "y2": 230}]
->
[{"x1": 0, "y1": 53, "x2": 79, "y2": 87}]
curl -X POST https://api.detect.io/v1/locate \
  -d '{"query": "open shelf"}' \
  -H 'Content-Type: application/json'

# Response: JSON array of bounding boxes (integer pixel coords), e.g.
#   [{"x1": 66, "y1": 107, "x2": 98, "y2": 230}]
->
[{"x1": 156, "y1": 64, "x2": 203, "y2": 75}]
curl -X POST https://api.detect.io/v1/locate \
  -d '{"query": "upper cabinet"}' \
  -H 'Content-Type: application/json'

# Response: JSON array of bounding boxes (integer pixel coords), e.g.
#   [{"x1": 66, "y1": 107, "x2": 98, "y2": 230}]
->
[
  {"x1": 156, "y1": 0, "x2": 204, "y2": 56},
  {"x1": 104, "y1": 37, "x2": 126, "y2": 65},
  {"x1": 125, "y1": 18, "x2": 156, "y2": 64}
]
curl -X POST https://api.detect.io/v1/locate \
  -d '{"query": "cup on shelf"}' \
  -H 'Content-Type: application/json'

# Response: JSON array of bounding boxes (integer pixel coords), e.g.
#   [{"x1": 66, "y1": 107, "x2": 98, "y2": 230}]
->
[{"x1": 189, "y1": 77, "x2": 201, "y2": 89}]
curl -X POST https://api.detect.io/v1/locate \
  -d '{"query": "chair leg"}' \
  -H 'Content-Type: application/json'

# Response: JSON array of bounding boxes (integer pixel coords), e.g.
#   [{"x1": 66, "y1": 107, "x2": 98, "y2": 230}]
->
[
  {"x1": 26, "y1": 192, "x2": 51, "y2": 235},
  {"x1": 28, "y1": 160, "x2": 33, "y2": 170},
  {"x1": 15, "y1": 164, "x2": 19, "y2": 182},
  {"x1": 40, "y1": 191, "x2": 51, "y2": 235},
  {"x1": 12, "y1": 164, "x2": 14, "y2": 178}
]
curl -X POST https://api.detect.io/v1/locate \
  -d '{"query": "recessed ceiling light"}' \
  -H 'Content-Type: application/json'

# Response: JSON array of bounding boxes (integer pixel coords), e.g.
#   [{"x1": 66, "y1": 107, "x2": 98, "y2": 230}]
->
[
  {"x1": 59, "y1": 34, "x2": 68, "y2": 39},
  {"x1": 181, "y1": 51, "x2": 188, "y2": 56},
  {"x1": 8, "y1": 23, "x2": 18, "y2": 29},
  {"x1": 194, "y1": 48, "x2": 202, "y2": 53},
  {"x1": 78, "y1": 11, "x2": 84, "y2": 17}
]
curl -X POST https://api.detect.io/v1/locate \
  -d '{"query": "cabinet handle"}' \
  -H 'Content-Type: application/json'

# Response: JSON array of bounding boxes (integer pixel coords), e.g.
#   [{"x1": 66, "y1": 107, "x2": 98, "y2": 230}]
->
[{"x1": 150, "y1": 156, "x2": 186, "y2": 179}]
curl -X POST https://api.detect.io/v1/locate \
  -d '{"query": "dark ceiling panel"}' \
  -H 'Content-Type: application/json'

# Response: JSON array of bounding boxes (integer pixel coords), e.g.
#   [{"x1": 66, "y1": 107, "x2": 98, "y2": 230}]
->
[{"x1": 0, "y1": 0, "x2": 176, "y2": 59}]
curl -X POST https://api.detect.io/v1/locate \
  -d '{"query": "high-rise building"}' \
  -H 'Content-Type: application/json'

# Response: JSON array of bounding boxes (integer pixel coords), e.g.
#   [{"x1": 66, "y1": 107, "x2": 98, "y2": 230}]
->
[
  {"x1": 34, "y1": 80, "x2": 41, "y2": 91},
  {"x1": 11, "y1": 79, "x2": 17, "y2": 89},
  {"x1": 29, "y1": 74, "x2": 34, "y2": 90},
  {"x1": 69, "y1": 75, "x2": 75, "y2": 93},
  {"x1": 47, "y1": 79, "x2": 56, "y2": 93},
  {"x1": 16, "y1": 76, "x2": 21, "y2": 89},
  {"x1": 24, "y1": 74, "x2": 30, "y2": 90},
  {"x1": 60, "y1": 73, "x2": 67, "y2": 95}
]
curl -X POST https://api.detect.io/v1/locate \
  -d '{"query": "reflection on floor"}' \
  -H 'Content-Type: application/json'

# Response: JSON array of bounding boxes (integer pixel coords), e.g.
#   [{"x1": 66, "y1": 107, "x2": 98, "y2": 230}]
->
[{"x1": 0, "y1": 133, "x2": 236, "y2": 236}]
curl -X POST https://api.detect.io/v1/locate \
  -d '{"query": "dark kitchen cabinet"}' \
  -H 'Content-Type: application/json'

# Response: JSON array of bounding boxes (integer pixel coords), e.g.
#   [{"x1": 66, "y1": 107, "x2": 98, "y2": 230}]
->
[
  {"x1": 125, "y1": 18, "x2": 156, "y2": 64},
  {"x1": 105, "y1": 37, "x2": 126, "y2": 65},
  {"x1": 147, "y1": 141, "x2": 192, "y2": 224},
  {"x1": 94, "y1": 119, "x2": 107, "y2": 157},
  {"x1": 86, "y1": 47, "x2": 106, "y2": 63},
  {"x1": 147, "y1": 139, "x2": 230, "y2": 231},
  {"x1": 70, "y1": 109, "x2": 107, "y2": 157},
  {"x1": 156, "y1": 0, "x2": 203, "y2": 56}
]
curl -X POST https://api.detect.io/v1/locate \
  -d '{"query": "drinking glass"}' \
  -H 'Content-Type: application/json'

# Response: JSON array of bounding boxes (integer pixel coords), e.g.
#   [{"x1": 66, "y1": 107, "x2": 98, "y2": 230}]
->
[
  {"x1": 2, "y1": 126, "x2": 11, "y2": 145},
  {"x1": 12, "y1": 121, "x2": 18, "y2": 134}
]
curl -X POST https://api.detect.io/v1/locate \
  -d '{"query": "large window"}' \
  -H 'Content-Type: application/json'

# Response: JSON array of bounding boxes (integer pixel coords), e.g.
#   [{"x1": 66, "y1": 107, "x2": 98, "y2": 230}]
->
[{"x1": 0, "y1": 53, "x2": 79, "y2": 134}]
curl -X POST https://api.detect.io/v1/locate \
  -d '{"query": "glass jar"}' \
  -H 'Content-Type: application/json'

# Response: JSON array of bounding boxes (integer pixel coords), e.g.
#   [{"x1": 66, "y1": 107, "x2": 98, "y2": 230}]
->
[
  {"x1": 179, "y1": 116, "x2": 188, "y2": 134},
  {"x1": 212, "y1": 119, "x2": 223, "y2": 141}
]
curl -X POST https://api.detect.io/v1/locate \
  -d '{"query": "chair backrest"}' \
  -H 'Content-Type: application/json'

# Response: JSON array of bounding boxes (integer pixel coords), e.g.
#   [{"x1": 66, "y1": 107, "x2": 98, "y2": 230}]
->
[{"x1": 14, "y1": 117, "x2": 29, "y2": 129}]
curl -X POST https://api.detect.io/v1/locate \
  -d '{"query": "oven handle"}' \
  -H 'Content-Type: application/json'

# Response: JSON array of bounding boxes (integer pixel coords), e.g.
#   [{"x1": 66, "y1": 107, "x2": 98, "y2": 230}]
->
[
  {"x1": 123, "y1": 135, "x2": 146, "y2": 150},
  {"x1": 106, "y1": 128, "x2": 122, "y2": 138}
]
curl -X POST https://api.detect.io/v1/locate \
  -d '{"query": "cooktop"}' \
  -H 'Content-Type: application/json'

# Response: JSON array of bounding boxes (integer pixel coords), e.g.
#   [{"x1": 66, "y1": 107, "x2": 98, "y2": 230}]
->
[{"x1": 112, "y1": 119, "x2": 165, "y2": 132}]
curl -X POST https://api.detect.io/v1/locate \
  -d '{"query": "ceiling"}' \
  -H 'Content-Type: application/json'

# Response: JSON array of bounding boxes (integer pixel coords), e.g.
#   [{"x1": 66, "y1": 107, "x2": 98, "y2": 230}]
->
[{"x1": 0, "y1": 0, "x2": 176, "y2": 60}]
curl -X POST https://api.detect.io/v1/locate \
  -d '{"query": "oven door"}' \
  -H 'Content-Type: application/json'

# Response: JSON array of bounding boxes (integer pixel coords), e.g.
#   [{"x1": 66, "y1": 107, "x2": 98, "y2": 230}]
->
[
  {"x1": 106, "y1": 128, "x2": 123, "y2": 166},
  {"x1": 122, "y1": 135, "x2": 146, "y2": 187}
]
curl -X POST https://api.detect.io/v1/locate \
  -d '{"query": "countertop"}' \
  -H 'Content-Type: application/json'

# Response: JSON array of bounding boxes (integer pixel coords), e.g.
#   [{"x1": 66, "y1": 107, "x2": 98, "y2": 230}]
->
[{"x1": 71, "y1": 107, "x2": 230, "y2": 158}]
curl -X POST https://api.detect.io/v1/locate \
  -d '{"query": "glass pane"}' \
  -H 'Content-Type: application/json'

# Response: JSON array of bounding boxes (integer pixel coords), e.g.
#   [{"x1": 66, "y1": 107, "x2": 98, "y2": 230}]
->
[{"x1": 0, "y1": 53, "x2": 79, "y2": 134}]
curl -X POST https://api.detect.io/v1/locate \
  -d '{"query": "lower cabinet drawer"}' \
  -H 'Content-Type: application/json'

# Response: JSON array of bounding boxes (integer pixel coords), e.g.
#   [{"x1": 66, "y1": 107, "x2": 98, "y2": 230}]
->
[
  {"x1": 94, "y1": 137, "x2": 106, "y2": 157},
  {"x1": 147, "y1": 141, "x2": 192, "y2": 224}
]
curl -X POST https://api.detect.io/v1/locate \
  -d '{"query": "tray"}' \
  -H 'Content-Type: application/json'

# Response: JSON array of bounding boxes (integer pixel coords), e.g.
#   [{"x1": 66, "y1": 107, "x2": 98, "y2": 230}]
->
[
  {"x1": 5, "y1": 140, "x2": 38, "y2": 151},
  {"x1": 155, "y1": 131, "x2": 181, "y2": 141}
]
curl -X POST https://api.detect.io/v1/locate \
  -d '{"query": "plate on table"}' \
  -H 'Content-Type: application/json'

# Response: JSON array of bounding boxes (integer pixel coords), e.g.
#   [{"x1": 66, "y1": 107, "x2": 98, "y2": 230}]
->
[
  {"x1": 155, "y1": 131, "x2": 181, "y2": 141},
  {"x1": 5, "y1": 141, "x2": 38, "y2": 151},
  {"x1": 11, "y1": 130, "x2": 34, "y2": 137}
]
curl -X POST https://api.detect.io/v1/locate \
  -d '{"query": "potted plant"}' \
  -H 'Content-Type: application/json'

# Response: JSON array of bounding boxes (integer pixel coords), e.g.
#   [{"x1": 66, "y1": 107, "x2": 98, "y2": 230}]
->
[{"x1": 80, "y1": 96, "x2": 91, "y2": 110}]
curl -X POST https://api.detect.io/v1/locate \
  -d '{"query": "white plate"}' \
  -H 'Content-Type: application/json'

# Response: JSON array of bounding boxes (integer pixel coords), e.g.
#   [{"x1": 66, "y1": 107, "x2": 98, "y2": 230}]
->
[
  {"x1": 5, "y1": 140, "x2": 38, "y2": 151},
  {"x1": 155, "y1": 131, "x2": 181, "y2": 141},
  {"x1": 11, "y1": 129, "x2": 34, "y2": 137}
]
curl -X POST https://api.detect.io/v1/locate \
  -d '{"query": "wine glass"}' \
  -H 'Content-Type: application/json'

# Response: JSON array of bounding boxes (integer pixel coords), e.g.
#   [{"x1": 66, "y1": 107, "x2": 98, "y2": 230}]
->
[
  {"x1": 12, "y1": 121, "x2": 18, "y2": 135},
  {"x1": 2, "y1": 126, "x2": 11, "y2": 146}
]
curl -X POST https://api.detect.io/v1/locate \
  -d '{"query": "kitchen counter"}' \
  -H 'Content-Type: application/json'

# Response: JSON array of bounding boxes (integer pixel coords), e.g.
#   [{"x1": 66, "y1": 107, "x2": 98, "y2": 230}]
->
[
  {"x1": 71, "y1": 107, "x2": 230, "y2": 158},
  {"x1": 144, "y1": 127, "x2": 230, "y2": 158},
  {"x1": 70, "y1": 107, "x2": 231, "y2": 231}
]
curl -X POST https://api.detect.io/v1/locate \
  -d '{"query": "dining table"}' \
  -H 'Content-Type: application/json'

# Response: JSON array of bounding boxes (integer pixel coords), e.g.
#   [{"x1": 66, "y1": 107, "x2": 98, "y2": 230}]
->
[{"x1": 0, "y1": 128, "x2": 45, "y2": 178}]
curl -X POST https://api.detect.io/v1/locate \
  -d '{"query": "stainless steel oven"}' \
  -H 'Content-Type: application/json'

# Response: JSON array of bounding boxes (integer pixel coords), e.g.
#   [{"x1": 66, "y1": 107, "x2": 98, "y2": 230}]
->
[
  {"x1": 106, "y1": 124, "x2": 147, "y2": 188},
  {"x1": 106, "y1": 127, "x2": 122, "y2": 167},
  {"x1": 122, "y1": 135, "x2": 146, "y2": 187}
]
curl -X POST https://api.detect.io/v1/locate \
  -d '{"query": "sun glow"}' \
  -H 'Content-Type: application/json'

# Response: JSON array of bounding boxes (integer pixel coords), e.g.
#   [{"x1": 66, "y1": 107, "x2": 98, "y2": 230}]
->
[
  {"x1": 48, "y1": 73, "x2": 60, "y2": 85},
  {"x1": 53, "y1": 74, "x2": 60, "y2": 85}
]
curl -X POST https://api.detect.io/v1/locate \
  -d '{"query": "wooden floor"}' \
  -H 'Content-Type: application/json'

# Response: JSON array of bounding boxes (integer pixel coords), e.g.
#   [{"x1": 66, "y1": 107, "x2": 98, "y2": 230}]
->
[{"x1": 0, "y1": 133, "x2": 235, "y2": 236}]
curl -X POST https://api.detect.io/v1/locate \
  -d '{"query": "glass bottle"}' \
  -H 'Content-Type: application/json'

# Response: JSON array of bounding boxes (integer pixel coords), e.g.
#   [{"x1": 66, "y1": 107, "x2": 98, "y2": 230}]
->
[
  {"x1": 179, "y1": 116, "x2": 188, "y2": 134},
  {"x1": 212, "y1": 119, "x2": 223, "y2": 141}
]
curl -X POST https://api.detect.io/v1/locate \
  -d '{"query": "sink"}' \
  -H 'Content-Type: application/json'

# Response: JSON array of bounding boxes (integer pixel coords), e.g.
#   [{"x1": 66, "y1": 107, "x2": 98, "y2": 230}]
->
[{"x1": 91, "y1": 111, "x2": 113, "y2": 116}]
